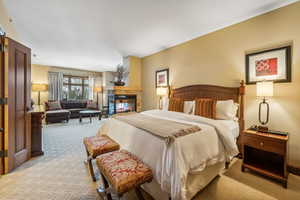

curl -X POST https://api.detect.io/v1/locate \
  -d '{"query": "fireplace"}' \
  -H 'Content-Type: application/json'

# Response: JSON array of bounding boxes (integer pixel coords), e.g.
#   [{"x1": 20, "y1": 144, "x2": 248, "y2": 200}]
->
[{"x1": 108, "y1": 94, "x2": 137, "y2": 115}]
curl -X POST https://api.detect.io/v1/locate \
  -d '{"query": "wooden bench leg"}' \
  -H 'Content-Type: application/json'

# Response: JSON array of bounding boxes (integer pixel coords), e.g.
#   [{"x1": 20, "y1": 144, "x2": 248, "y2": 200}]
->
[
  {"x1": 85, "y1": 148, "x2": 96, "y2": 182},
  {"x1": 135, "y1": 186, "x2": 145, "y2": 200}
]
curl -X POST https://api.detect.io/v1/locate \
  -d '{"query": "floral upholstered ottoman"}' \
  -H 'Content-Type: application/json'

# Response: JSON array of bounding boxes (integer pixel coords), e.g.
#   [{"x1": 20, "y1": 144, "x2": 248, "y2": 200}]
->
[{"x1": 96, "y1": 150, "x2": 153, "y2": 200}]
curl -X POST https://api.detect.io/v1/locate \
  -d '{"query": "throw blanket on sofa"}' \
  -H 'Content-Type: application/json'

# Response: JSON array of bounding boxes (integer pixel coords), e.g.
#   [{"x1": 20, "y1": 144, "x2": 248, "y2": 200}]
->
[{"x1": 113, "y1": 112, "x2": 201, "y2": 143}]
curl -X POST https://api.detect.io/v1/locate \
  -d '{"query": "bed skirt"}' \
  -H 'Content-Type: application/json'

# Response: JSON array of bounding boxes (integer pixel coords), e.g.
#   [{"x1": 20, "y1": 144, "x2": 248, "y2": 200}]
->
[{"x1": 141, "y1": 161, "x2": 225, "y2": 200}]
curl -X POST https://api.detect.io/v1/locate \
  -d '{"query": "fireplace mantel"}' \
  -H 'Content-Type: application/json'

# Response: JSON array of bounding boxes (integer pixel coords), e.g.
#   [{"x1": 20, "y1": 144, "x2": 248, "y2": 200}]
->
[{"x1": 113, "y1": 86, "x2": 142, "y2": 93}]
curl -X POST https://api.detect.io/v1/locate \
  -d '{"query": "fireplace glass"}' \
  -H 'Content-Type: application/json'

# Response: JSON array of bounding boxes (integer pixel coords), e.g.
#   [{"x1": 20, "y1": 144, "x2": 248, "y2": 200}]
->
[{"x1": 108, "y1": 94, "x2": 136, "y2": 115}]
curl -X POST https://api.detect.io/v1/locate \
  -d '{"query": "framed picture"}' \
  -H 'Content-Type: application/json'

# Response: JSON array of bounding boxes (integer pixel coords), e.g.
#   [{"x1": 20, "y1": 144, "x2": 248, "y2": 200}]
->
[
  {"x1": 155, "y1": 68, "x2": 169, "y2": 87},
  {"x1": 245, "y1": 46, "x2": 291, "y2": 84}
]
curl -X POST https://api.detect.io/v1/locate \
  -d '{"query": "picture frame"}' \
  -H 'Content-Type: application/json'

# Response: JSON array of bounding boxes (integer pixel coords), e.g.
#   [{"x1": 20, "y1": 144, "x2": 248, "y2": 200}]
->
[
  {"x1": 245, "y1": 46, "x2": 291, "y2": 84},
  {"x1": 155, "y1": 68, "x2": 169, "y2": 88}
]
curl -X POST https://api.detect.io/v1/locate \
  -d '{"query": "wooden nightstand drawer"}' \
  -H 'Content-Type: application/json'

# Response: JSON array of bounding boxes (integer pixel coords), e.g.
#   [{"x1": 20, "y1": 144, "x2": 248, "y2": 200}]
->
[{"x1": 243, "y1": 134, "x2": 285, "y2": 155}]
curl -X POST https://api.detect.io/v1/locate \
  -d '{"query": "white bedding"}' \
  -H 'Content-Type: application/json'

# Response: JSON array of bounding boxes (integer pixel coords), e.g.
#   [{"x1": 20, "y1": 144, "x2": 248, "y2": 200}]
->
[
  {"x1": 217, "y1": 119, "x2": 240, "y2": 138},
  {"x1": 98, "y1": 110, "x2": 239, "y2": 200}
]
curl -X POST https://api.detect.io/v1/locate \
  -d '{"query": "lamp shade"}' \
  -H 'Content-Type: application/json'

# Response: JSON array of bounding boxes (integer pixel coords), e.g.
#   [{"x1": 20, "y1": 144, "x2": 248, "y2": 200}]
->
[
  {"x1": 256, "y1": 81, "x2": 273, "y2": 97},
  {"x1": 156, "y1": 87, "x2": 168, "y2": 96},
  {"x1": 94, "y1": 86, "x2": 102, "y2": 93},
  {"x1": 32, "y1": 83, "x2": 48, "y2": 92}
]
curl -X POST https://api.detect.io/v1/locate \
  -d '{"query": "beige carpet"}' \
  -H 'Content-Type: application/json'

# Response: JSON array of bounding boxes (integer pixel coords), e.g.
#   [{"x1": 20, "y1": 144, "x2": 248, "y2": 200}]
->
[{"x1": 0, "y1": 119, "x2": 299, "y2": 200}]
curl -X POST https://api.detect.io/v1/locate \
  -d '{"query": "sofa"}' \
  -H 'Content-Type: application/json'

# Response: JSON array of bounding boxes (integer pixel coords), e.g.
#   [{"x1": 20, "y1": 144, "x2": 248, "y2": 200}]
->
[
  {"x1": 60, "y1": 100, "x2": 88, "y2": 118},
  {"x1": 45, "y1": 100, "x2": 99, "y2": 124}
]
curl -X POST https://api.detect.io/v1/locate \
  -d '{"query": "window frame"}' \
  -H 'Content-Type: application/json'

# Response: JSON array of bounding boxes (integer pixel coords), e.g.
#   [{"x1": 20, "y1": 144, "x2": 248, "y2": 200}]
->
[{"x1": 63, "y1": 75, "x2": 89, "y2": 100}]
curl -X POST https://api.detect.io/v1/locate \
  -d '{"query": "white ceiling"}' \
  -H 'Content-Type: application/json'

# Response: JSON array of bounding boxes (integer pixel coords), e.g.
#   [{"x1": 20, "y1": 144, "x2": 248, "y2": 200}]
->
[{"x1": 3, "y1": 0, "x2": 299, "y2": 72}]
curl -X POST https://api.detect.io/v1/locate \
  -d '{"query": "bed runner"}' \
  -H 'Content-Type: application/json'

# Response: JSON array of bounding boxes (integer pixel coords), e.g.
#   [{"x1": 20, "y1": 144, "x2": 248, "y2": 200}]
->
[{"x1": 113, "y1": 112, "x2": 201, "y2": 143}]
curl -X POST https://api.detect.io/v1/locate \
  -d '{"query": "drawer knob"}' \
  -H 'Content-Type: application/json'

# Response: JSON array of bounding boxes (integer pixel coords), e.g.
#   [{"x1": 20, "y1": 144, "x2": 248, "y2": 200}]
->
[{"x1": 260, "y1": 142, "x2": 264, "y2": 147}]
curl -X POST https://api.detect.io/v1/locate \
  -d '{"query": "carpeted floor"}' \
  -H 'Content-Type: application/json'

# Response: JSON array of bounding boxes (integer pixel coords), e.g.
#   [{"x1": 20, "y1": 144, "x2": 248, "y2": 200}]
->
[{"x1": 0, "y1": 119, "x2": 299, "y2": 200}]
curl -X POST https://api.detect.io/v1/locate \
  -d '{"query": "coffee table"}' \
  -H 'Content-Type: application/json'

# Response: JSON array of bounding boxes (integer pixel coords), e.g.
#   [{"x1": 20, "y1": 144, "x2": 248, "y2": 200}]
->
[{"x1": 79, "y1": 110, "x2": 102, "y2": 123}]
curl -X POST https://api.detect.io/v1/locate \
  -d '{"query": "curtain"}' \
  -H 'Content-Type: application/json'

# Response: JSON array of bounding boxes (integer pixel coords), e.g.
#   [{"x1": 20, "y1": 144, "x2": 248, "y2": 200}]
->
[
  {"x1": 88, "y1": 76, "x2": 94, "y2": 101},
  {"x1": 48, "y1": 72, "x2": 63, "y2": 101}
]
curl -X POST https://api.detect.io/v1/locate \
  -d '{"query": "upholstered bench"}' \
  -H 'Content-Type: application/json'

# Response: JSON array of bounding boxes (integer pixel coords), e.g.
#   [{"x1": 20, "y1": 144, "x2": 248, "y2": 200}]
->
[
  {"x1": 83, "y1": 135, "x2": 120, "y2": 181},
  {"x1": 96, "y1": 150, "x2": 153, "y2": 200}
]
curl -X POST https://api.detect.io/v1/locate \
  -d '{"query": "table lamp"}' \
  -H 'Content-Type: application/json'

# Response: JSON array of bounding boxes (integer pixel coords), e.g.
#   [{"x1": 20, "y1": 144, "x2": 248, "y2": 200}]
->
[
  {"x1": 156, "y1": 87, "x2": 169, "y2": 109},
  {"x1": 32, "y1": 83, "x2": 48, "y2": 105},
  {"x1": 256, "y1": 81, "x2": 273, "y2": 132}
]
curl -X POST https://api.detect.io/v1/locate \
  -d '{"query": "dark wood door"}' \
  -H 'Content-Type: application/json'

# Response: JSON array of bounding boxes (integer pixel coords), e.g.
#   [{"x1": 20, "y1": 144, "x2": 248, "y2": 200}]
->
[
  {"x1": 3, "y1": 37, "x2": 31, "y2": 173},
  {"x1": 0, "y1": 36, "x2": 4, "y2": 175}
]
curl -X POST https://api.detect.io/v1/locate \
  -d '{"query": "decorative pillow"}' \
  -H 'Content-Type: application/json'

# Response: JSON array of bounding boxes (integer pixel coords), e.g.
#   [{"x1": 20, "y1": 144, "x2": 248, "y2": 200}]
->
[
  {"x1": 183, "y1": 101, "x2": 195, "y2": 115},
  {"x1": 216, "y1": 100, "x2": 239, "y2": 120},
  {"x1": 194, "y1": 98, "x2": 216, "y2": 119},
  {"x1": 87, "y1": 101, "x2": 98, "y2": 110},
  {"x1": 46, "y1": 101, "x2": 62, "y2": 111},
  {"x1": 168, "y1": 98, "x2": 184, "y2": 112}
]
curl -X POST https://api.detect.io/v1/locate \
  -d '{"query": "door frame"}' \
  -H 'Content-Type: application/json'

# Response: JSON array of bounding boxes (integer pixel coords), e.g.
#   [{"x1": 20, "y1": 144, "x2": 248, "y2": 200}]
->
[{"x1": 0, "y1": 36, "x2": 4, "y2": 175}]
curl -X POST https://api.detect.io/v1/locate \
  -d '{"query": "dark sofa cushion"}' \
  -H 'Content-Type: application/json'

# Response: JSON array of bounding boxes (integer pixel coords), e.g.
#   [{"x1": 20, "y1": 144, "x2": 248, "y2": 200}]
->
[{"x1": 60, "y1": 100, "x2": 87, "y2": 109}]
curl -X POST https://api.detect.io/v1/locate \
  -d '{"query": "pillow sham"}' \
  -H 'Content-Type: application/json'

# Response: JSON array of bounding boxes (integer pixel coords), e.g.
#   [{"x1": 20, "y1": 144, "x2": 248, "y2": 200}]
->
[
  {"x1": 168, "y1": 98, "x2": 184, "y2": 112},
  {"x1": 216, "y1": 100, "x2": 239, "y2": 120},
  {"x1": 194, "y1": 98, "x2": 216, "y2": 119},
  {"x1": 183, "y1": 101, "x2": 195, "y2": 115}
]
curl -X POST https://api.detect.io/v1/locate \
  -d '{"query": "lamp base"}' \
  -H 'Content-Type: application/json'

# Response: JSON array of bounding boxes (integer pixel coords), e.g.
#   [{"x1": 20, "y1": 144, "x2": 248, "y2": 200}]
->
[{"x1": 257, "y1": 125, "x2": 269, "y2": 133}]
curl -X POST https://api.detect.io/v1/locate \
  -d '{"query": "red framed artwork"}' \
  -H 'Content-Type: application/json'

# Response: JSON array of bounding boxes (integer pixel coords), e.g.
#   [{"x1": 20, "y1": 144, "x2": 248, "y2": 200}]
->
[
  {"x1": 245, "y1": 46, "x2": 291, "y2": 84},
  {"x1": 155, "y1": 69, "x2": 169, "y2": 88}
]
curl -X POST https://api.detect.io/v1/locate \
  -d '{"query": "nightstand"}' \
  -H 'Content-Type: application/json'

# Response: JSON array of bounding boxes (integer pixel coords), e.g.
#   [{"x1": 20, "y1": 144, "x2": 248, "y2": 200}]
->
[{"x1": 242, "y1": 129, "x2": 288, "y2": 188}]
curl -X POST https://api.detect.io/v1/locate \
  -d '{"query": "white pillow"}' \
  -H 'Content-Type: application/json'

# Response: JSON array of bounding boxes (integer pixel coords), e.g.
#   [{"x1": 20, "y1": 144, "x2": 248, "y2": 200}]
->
[
  {"x1": 184, "y1": 101, "x2": 195, "y2": 115},
  {"x1": 216, "y1": 100, "x2": 239, "y2": 120}
]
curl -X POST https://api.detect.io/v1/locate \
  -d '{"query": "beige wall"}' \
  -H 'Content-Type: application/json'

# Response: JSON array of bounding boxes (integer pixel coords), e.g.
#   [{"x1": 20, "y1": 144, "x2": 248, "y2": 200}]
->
[
  {"x1": 142, "y1": 2, "x2": 300, "y2": 166},
  {"x1": 128, "y1": 56, "x2": 142, "y2": 89},
  {"x1": 0, "y1": 1, "x2": 19, "y2": 40},
  {"x1": 31, "y1": 64, "x2": 102, "y2": 105}
]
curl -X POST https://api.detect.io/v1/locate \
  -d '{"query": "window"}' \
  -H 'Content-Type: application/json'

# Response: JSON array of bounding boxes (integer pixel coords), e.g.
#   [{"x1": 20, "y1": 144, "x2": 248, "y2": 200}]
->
[{"x1": 63, "y1": 75, "x2": 89, "y2": 100}]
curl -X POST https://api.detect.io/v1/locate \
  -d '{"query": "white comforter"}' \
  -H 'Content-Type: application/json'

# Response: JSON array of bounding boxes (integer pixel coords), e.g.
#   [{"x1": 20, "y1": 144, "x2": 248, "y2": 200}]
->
[{"x1": 98, "y1": 110, "x2": 238, "y2": 200}]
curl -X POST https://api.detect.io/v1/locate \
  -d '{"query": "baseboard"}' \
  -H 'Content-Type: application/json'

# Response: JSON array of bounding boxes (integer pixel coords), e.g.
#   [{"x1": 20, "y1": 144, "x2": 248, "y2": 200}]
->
[{"x1": 288, "y1": 165, "x2": 300, "y2": 176}]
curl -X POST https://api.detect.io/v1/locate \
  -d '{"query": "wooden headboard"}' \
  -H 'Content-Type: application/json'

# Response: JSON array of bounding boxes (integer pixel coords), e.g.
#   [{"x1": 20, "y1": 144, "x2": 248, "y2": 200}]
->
[{"x1": 170, "y1": 81, "x2": 245, "y2": 135}]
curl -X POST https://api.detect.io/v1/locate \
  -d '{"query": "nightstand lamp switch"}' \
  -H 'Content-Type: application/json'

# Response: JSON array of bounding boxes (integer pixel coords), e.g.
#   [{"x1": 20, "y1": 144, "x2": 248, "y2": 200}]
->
[{"x1": 256, "y1": 81, "x2": 273, "y2": 132}]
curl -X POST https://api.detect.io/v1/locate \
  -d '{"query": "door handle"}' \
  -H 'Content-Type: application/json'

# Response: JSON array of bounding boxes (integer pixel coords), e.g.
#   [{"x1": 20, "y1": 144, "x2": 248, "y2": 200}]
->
[{"x1": 0, "y1": 128, "x2": 3, "y2": 132}]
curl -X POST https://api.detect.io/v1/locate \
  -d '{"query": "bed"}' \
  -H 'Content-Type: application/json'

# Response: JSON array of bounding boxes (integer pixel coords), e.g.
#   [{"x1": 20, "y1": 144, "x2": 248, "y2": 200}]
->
[{"x1": 97, "y1": 81, "x2": 245, "y2": 200}]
